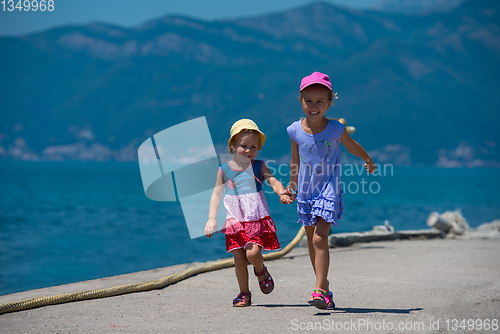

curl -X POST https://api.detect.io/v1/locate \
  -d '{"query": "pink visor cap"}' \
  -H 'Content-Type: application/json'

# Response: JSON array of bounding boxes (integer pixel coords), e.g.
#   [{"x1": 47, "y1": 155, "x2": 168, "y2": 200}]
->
[{"x1": 300, "y1": 71, "x2": 333, "y2": 91}]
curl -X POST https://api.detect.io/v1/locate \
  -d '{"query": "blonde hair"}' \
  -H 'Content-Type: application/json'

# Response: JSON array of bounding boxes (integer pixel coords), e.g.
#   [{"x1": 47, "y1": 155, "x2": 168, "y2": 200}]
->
[{"x1": 227, "y1": 130, "x2": 261, "y2": 154}]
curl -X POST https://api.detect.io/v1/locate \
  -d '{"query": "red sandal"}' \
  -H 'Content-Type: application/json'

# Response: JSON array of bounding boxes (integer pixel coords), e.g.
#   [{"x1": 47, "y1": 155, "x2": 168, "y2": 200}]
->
[
  {"x1": 233, "y1": 292, "x2": 251, "y2": 307},
  {"x1": 254, "y1": 265, "x2": 274, "y2": 294}
]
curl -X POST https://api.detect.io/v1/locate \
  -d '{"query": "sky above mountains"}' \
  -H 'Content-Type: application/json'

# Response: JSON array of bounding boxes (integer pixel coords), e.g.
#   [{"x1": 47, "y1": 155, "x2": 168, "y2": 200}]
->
[{"x1": 0, "y1": 0, "x2": 380, "y2": 37}]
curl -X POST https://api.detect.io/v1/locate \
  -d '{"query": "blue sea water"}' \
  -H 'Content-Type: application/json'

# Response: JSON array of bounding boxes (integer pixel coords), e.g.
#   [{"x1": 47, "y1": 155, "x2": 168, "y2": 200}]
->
[{"x1": 1, "y1": 161, "x2": 499, "y2": 296}]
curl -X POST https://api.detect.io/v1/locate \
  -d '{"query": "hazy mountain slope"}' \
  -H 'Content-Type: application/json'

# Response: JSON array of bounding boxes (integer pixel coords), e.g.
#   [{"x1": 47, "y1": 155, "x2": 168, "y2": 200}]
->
[
  {"x1": 0, "y1": 0, "x2": 498, "y2": 164},
  {"x1": 372, "y1": 0, "x2": 465, "y2": 15}
]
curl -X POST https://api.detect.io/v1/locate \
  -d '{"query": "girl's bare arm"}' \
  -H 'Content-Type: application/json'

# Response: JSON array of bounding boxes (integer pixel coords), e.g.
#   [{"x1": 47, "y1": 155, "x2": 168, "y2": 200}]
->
[
  {"x1": 262, "y1": 162, "x2": 293, "y2": 204},
  {"x1": 289, "y1": 138, "x2": 300, "y2": 192},
  {"x1": 204, "y1": 169, "x2": 224, "y2": 237},
  {"x1": 339, "y1": 127, "x2": 376, "y2": 174},
  {"x1": 262, "y1": 162, "x2": 286, "y2": 195}
]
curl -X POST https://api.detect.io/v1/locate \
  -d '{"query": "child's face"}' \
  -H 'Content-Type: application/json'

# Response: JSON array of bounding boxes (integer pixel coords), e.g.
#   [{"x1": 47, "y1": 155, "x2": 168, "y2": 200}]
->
[
  {"x1": 299, "y1": 85, "x2": 332, "y2": 122},
  {"x1": 233, "y1": 132, "x2": 259, "y2": 164}
]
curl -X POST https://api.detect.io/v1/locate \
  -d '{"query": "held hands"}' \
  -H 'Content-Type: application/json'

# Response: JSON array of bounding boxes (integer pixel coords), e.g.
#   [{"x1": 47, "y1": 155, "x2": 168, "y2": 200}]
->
[
  {"x1": 204, "y1": 219, "x2": 218, "y2": 238},
  {"x1": 280, "y1": 193, "x2": 294, "y2": 204},
  {"x1": 279, "y1": 187, "x2": 297, "y2": 204}
]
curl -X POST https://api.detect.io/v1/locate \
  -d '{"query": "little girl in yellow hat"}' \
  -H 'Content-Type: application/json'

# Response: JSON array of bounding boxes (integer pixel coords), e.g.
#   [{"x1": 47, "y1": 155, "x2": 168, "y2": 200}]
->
[{"x1": 204, "y1": 119, "x2": 291, "y2": 307}]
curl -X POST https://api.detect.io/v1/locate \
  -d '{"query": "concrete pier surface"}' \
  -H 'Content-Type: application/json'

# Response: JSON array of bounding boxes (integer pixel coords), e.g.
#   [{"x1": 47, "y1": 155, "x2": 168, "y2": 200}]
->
[{"x1": 1, "y1": 237, "x2": 499, "y2": 333}]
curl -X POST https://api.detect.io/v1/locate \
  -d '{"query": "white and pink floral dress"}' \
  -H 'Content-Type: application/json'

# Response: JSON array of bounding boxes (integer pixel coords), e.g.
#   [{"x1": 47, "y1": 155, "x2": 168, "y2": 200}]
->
[{"x1": 220, "y1": 159, "x2": 280, "y2": 252}]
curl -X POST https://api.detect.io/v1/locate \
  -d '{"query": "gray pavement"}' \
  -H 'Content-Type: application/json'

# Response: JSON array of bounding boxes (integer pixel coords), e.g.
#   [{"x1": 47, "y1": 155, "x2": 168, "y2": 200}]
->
[{"x1": 1, "y1": 238, "x2": 499, "y2": 334}]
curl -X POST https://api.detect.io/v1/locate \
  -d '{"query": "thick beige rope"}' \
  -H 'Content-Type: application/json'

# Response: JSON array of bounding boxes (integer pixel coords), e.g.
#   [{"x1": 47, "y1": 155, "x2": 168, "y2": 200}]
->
[{"x1": 0, "y1": 227, "x2": 305, "y2": 315}]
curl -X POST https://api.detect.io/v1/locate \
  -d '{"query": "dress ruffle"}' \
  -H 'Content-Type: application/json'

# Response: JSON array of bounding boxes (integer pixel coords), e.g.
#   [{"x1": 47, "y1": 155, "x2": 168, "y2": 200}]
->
[
  {"x1": 225, "y1": 231, "x2": 281, "y2": 252},
  {"x1": 297, "y1": 195, "x2": 344, "y2": 226},
  {"x1": 221, "y1": 216, "x2": 277, "y2": 237}
]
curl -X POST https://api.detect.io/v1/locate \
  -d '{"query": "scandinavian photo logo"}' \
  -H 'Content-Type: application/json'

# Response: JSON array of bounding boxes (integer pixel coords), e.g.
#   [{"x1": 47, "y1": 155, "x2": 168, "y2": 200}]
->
[{"x1": 138, "y1": 116, "x2": 225, "y2": 239}]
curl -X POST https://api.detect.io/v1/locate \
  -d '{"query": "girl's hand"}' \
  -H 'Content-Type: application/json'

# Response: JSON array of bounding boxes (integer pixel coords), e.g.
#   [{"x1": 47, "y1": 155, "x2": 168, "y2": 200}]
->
[
  {"x1": 204, "y1": 219, "x2": 218, "y2": 238},
  {"x1": 365, "y1": 159, "x2": 376, "y2": 174},
  {"x1": 279, "y1": 190, "x2": 296, "y2": 204},
  {"x1": 279, "y1": 193, "x2": 291, "y2": 204}
]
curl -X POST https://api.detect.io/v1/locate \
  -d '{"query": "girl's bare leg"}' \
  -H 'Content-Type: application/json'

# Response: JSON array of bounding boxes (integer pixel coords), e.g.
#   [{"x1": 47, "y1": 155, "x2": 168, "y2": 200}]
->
[
  {"x1": 232, "y1": 248, "x2": 249, "y2": 293},
  {"x1": 245, "y1": 243, "x2": 268, "y2": 282},
  {"x1": 305, "y1": 222, "x2": 331, "y2": 301},
  {"x1": 305, "y1": 225, "x2": 316, "y2": 274},
  {"x1": 312, "y1": 217, "x2": 330, "y2": 291}
]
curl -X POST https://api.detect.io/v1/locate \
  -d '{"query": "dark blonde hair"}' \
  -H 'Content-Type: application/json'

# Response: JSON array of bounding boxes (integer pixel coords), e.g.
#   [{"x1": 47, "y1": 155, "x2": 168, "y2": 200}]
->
[
  {"x1": 299, "y1": 84, "x2": 337, "y2": 104},
  {"x1": 228, "y1": 130, "x2": 261, "y2": 154}
]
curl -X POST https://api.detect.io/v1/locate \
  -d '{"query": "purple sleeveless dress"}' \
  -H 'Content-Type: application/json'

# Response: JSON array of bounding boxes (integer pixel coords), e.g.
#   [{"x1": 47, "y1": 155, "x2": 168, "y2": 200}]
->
[{"x1": 287, "y1": 119, "x2": 345, "y2": 226}]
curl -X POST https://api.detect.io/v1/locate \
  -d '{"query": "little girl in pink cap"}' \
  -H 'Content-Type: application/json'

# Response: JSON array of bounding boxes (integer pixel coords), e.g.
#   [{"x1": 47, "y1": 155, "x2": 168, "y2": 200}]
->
[{"x1": 281, "y1": 72, "x2": 376, "y2": 309}]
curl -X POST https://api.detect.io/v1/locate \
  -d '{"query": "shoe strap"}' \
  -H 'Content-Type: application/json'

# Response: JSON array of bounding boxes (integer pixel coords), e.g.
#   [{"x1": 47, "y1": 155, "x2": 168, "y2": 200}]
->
[
  {"x1": 312, "y1": 288, "x2": 331, "y2": 304},
  {"x1": 236, "y1": 292, "x2": 251, "y2": 298},
  {"x1": 254, "y1": 265, "x2": 267, "y2": 277}
]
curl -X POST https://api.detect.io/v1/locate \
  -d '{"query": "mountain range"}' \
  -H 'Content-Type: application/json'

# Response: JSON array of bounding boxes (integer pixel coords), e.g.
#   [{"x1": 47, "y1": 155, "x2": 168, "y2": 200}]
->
[
  {"x1": 373, "y1": 0, "x2": 465, "y2": 14},
  {"x1": 0, "y1": 0, "x2": 499, "y2": 166}
]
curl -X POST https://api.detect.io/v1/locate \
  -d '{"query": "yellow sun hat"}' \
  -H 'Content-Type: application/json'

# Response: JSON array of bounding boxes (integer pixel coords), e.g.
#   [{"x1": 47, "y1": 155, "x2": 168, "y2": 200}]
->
[{"x1": 228, "y1": 119, "x2": 266, "y2": 150}]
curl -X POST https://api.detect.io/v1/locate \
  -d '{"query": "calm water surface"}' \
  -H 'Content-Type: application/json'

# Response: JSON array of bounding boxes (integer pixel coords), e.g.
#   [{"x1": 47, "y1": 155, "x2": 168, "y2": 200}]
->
[{"x1": 0, "y1": 161, "x2": 499, "y2": 295}]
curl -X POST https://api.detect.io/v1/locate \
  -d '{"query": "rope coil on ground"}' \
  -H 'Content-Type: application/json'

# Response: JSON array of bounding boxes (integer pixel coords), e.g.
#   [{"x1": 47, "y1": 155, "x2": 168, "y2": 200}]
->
[{"x1": 0, "y1": 227, "x2": 305, "y2": 315}]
